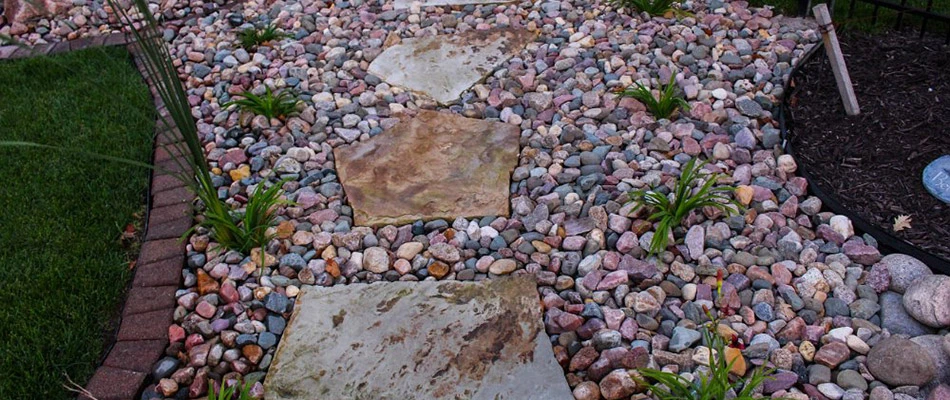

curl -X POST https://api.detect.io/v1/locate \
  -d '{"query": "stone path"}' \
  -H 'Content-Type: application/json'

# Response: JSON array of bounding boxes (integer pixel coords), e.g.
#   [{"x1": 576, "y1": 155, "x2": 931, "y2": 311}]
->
[
  {"x1": 335, "y1": 110, "x2": 520, "y2": 226},
  {"x1": 265, "y1": 276, "x2": 573, "y2": 399},
  {"x1": 367, "y1": 28, "x2": 535, "y2": 105}
]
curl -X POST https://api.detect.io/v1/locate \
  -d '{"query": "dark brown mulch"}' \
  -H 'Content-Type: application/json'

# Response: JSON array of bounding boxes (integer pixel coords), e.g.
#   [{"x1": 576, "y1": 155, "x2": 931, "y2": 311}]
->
[{"x1": 788, "y1": 31, "x2": 950, "y2": 261}]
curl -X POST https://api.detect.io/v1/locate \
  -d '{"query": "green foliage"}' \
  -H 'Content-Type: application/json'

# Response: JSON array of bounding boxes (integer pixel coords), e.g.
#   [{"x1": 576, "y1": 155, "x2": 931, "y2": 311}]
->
[
  {"x1": 191, "y1": 179, "x2": 291, "y2": 254},
  {"x1": 637, "y1": 322, "x2": 775, "y2": 400},
  {"x1": 237, "y1": 24, "x2": 290, "y2": 50},
  {"x1": 626, "y1": 158, "x2": 740, "y2": 254},
  {"x1": 223, "y1": 86, "x2": 301, "y2": 119},
  {"x1": 617, "y1": 74, "x2": 690, "y2": 120},
  {"x1": 0, "y1": 47, "x2": 154, "y2": 399},
  {"x1": 607, "y1": 0, "x2": 677, "y2": 16},
  {"x1": 209, "y1": 380, "x2": 255, "y2": 400}
]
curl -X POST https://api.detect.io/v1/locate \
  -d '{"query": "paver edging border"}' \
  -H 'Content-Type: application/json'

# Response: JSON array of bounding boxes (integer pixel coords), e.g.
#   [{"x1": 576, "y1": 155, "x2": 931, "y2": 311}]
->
[{"x1": 0, "y1": 33, "x2": 196, "y2": 400}]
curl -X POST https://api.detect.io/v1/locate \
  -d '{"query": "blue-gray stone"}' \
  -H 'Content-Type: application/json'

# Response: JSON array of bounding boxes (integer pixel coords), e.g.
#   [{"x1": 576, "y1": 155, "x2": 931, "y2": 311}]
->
[
  {"x1": 753, "y1": 302, "x2": 774, "y2": 322},
  {"x1": 266, "y1": 314, "x2": 287, "y2": 335},
  {"x1": 280, "y1": 253, "x2": 306, "y2": 271},
  {"x1": 193, "y1": 64, "x2": 212, "y2": 78},
  {"x1": 259, "y1": 331, "x2": 278, "y2": 349},
  {"x1": 923, "y1": 155, "x2": 950, "y2": 203},
  {"x1": 668, "y1": 327, "x2": 701, "y2": 353},
  {"x1": 152, "y1": 357, "x2": 179, "y2": 379},
  {"x1": 265, "y1": 293, "x2": 290, "y2": 313},
  {"x1": 236, "y1": 333, "x2": 258, "y2": 346}
]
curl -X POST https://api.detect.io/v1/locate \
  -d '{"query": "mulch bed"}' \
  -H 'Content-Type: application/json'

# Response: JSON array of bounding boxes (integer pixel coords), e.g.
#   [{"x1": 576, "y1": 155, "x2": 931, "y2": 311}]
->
[{"x1": 788, "y1": 30, "x2": 950, "y2": 262}]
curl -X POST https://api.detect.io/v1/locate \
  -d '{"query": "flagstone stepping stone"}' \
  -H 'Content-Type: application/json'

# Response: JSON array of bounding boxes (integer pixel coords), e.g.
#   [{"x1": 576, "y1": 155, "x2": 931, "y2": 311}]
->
[
  {"x1": 264, "y1": 276, "x2": 573, "y2": 400},
  {"x1": 334, "y1": 110, "x2": 519, "y2": 226},
  {"x1": 393, "y1": 0, "x2": 517, "y2": 10},
  {"x1": 367, "y1": 28, "x2": 535, "y2": 104}
]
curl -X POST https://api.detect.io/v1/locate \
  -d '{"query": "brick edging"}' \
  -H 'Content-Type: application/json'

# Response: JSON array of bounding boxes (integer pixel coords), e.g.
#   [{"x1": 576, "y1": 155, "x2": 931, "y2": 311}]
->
[
  {"x1": 82, "y1": 35, "x2": 197, "y2": 400},
  {"x1": 0, "y1": 33, "x2": 195, "y2": 400}
]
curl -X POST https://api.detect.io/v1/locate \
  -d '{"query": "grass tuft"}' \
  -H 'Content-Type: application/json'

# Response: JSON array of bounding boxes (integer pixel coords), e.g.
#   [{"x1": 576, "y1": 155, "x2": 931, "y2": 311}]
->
[
  {"x1": 223, "y1": 86, "x2": 301, "y2": 120},
  {"x1": 616, "y1": 74, "x2": 690, "y2": 120},
  {"x1": 237, "y1": 24, "x2": 291, "y2": 50}
]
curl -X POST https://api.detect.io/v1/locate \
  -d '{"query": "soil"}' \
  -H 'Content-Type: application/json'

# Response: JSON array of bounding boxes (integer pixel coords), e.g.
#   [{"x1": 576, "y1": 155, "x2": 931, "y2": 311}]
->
[{"x1": 787, "y1": 31, "x2": 950, "y2": 262}]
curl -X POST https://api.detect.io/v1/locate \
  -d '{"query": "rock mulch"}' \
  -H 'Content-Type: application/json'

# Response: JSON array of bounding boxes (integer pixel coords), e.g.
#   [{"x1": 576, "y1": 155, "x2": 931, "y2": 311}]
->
[{"x1": 10, "y1": 0, "x2": 950, "y2": 398}]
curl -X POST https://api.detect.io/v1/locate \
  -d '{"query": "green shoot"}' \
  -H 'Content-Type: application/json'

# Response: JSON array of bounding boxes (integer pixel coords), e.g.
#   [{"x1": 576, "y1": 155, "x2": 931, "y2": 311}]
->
[
  {"x1": 208, "y1": 379, "x2": 255, "y2": 400},
  {"x1": 222, "y1": 86, "x2": 301, "y2": 120},
  {"x1": 626, "y1": 158, "x2": 740, "y2": 254},
  {"x1": 237, "y1": 24, "x2": 291, "y2": 50},
  {"x1": 189, "y1": 179, "x2": 292, "y2": 255},
  {"x1": 616, "y1": 74, "x2": 690, "y2": 120},
  {"x1": 608, "y1": 0, "x2": 678, "y2": 16}
]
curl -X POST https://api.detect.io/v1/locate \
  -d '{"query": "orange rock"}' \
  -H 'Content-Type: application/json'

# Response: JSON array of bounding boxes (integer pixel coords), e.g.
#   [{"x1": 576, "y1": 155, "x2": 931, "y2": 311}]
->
[
  {"x1": 325, "y1": 258, "x2": 341, "y2": 278},
  {"x1": 276, "y1": 220, "x2": 295, "y2": 239},
  {"x1": 242, "y1": 344, "x2": 263, "y2": 364},
  {"x1": 196, "y1": 270, "x2": 219, "y2": 295},
  {"x1": 428, "y1": 261, "x2": 450, "y2": 279},
  {"x1": 735, "y1": 185, "x2": 754, "y2": 206},
  {"x1": 724, "y1": 346, "x2": 746, "y2": 376}
]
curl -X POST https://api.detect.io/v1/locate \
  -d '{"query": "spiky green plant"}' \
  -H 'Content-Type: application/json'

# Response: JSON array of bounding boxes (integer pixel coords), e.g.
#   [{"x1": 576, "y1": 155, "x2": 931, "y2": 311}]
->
[
  {"x1": 627, "y1": 158, "x2": 740, "y2": 254},
  {"x1": 223, "y1": 86, "x2": 300, "y2": 120},
  {"x1": 617, "y1": 74, "x2": 690, "y2": 120},
  {"x1": 208, "y1": 379, "x2": 255, "y2": 400},
  {"x1": 608, "y1": 0, "x2": 678, "y2": 16},
  {"x1": 189, "y1": 179, "x2": 291, "y2": 254},
  {"x1": 637, "y1": 315, "x2": 776, "y2": 400},
  {"x1": 237, "y1": 24, "x2": 290, "y2": 50}
]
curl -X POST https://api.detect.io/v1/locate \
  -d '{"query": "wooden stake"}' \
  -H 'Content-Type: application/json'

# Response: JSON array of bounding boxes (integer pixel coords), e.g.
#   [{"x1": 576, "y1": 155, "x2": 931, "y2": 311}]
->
[{"x1": 814, "y1": 3, "x2": 861, "y2": 115}]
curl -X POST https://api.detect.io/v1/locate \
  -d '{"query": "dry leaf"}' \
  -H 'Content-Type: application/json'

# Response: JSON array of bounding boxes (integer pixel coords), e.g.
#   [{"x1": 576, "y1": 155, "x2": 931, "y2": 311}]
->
[{"x1": 893, "y1": 215, "x2": 912, "y2": 232}]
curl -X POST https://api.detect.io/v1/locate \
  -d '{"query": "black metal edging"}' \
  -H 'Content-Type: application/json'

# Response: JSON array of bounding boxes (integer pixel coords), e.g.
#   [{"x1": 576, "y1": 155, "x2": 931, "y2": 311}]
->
[{"x1": 778, "y1": 44, "x2": 950, "y2": 274}]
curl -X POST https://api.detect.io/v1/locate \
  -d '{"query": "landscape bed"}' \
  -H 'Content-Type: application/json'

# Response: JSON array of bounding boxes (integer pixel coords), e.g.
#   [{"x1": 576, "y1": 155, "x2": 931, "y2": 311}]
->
[
  {"x1": 785, "y1": 30, "x2": 950, "y2": 270},
  {"x1": 0, "y1": 46, "x2": 154, "y2": 399}
]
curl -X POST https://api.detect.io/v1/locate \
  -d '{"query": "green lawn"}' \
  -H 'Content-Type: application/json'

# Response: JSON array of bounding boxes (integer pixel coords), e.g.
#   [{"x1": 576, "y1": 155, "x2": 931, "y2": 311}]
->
[
  {"x1": 754, "y1": 0, "x2": 950, "y2": 35},
  {"x1": 0, "y1": 47, "x2": 155, "y2": 398}
]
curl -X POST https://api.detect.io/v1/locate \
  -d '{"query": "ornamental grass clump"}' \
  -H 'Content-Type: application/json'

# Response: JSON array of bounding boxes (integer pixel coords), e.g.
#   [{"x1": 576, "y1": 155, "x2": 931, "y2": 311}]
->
[
  {"x1": 208, "y1": 379, "x2": 254, "y2": 400},
  {"x1": 237, "y1": 24, "x2": 290, "y2": 50},
  {"x1": 189, "y1": 179, "x2": 292, "y2": 254},
  {"x1": 607, "y1": 0, "x2": 678, "y2": 16},
  {"x1": 616, "y1": 74, "x2": 690, "y2": 120},
  {"x1": 223, "y1": 86, "x2": 301, "y2": 120},
  {"x1": 627, "y1": 158, "x2": 740, "y2": 254}
]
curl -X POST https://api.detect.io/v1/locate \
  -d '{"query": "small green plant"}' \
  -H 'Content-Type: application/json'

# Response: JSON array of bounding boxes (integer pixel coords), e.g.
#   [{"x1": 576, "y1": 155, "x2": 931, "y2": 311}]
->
[
  {"x1": 190, "y1": 179, "x2": 292, "y2": 254},
  {"x1": 237, "y1": 24, "x2": 290, "y2": 50},
  {"x1": 222, "y1": 86, "x2": 300, "y2": 119},
  {"x1": 638, "y1": 312, "x2": 775, "y2": 399},
  {"x1": 616, "y1": 74, "x2": 690, "y2": 120},
  {"x1": 607, "y1": 0, "x2": 677, "y2": 16},
  {"x1": 626, "y1": 158, "x2": 740, "y2": 254},
  {"x1": 208, "y1": 379, "x2": 254, "y2": 400}
]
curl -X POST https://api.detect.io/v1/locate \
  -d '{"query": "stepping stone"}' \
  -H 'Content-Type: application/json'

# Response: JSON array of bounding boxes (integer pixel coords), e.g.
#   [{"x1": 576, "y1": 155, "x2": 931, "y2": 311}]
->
[
  {"x1": 264, "y1": 276, "x2": 573, "y2": 400},
  {"x1": 367, "y1": 28, "x2": 534, "y2": 104},
  {"x1": 334, "y1": 110, "x2": 519, "y2": 226},
  {"x1": 394, "y1": 0, "x2": 517, "y2": 9}
]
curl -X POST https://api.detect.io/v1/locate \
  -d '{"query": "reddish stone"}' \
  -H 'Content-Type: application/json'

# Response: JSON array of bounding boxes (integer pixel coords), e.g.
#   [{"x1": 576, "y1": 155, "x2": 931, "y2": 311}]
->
[
  {"x1": 842, "y1": 241, "x2": 882, "y2": 265},
  {"x1": 569, "y1": 346, "x2": 599, "y2": 372},
  {"x1": 599, "y1": 369, "x2": 638, "y2": 400},
  {"x1": 243, "y1": 344, "x2": 264, "y2": 364},
  {"x1": 81, "y1": 366, "x2": 146, "y2": 400},
  {"x1": 553, "y1": 345, "x2": 569, "y2": 368},
  {"x1": 188, "y1": 368, "x2": 208, "y2": 398},
  {"x1": 102, "y1": 340, "x2": 167, "y2": 373},
  {"x1": 587, "y1": 357, "x2": 613, "y2": 381},
  {"x1": 168, "y1": 325, "x2": 186, "y2": 343},
  {"x1": 123, "y1": 286, "x2": 176, "y2": 316},
  {"x1": 814, "y1": 342, "x2": 850, "y2": 368},
  {"x1": 596, "y1": 270, "x2": 629, "y2": 290},
  {"x1": 556, "y1": 311, "x2": 584, "y2": 331},
  {"x1": 775, "y1": 317, "x2": 805, "y2": 343},
  {"x1": 619, "y1": 318, "x2": 638, "y2": 341},
  {"x1": 220, "y1": 282, "x2": 240, "y2": 304}
]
